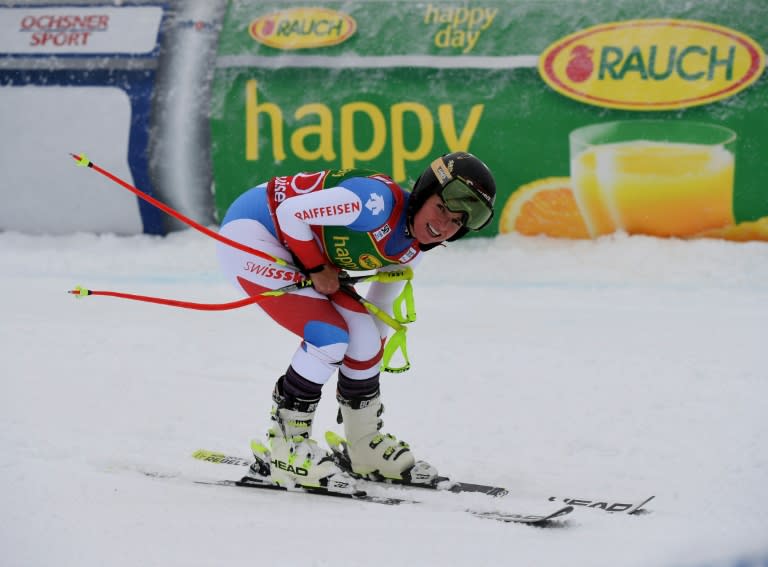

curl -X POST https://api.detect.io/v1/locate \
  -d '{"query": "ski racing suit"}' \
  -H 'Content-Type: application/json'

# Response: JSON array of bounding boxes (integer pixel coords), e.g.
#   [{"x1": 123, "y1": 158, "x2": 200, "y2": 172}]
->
[{"x1": 217, "y1": 169, "x2": 422, "y2": 387}]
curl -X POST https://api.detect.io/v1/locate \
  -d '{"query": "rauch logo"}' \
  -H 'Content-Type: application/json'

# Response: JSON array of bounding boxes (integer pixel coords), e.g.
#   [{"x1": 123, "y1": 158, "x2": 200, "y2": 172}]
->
[
  {"x1": 539, "y1": 19, "x2": 765, "y2": 110},
  {"x1": 249, "y1": 8, "x2": 356, "y2": 50}
]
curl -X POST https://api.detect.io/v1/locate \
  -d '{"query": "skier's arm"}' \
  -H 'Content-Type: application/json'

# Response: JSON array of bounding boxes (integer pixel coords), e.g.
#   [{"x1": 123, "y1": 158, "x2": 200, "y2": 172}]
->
[{"x1": 275, "y1": 186, "x2": 364, "y2": 270}]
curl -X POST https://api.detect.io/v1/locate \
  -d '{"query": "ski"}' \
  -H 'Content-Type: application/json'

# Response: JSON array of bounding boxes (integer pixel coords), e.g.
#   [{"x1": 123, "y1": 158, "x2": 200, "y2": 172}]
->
[
  {"x1": 192, "y1": 474, "x2": 573, "y2": 527},
  {"x1": 191, "y1": 449, "x2": 510, "y2": 497},
  {"x1": 192, "y1": 448, "x2": 654, "y2": 514},
  {"x1": 192, "y1": 450, "x2": 251, "y2": 468},
  {"x1": 547, "y1": 494, "x2": 656, "y2": 515},
  {"x1": 195, "y1": 477, "x2": 407, "y2": 505},
  {"x1": 472, "y1": 506, "x2": 574, "y2": 525}
]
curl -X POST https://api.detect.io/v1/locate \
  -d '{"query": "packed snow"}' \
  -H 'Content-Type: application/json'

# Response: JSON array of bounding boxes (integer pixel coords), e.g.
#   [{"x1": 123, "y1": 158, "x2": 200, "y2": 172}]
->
[{"x1": 1, "y1": 229, "x2": 766, "y2": 567}]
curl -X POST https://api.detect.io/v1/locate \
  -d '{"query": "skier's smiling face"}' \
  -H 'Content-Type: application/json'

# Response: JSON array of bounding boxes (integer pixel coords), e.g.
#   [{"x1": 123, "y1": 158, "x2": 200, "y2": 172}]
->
[{"x1": 410, "y1": 194, "x2": 465, "y2": 244}]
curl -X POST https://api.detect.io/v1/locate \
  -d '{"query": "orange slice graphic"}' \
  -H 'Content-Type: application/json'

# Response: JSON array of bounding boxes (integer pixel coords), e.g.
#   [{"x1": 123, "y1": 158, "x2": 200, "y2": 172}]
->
[
  {"x1": 499, "y1": 177, "x2": 589, "y2": 238},
  {"x1": 693, "y1": 216, "x2": 768, "y2": 242}
]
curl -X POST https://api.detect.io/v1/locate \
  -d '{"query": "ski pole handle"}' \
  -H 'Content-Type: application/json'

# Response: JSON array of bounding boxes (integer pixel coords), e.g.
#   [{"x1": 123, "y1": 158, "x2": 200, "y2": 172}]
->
[{"x1": 339, "y1": 267, "x2": 413, "y2": 286}]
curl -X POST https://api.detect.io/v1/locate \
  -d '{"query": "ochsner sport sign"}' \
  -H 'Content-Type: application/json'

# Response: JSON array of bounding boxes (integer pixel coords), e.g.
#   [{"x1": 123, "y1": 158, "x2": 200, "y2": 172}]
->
[
  {"x1": 0, "y1": 6, "x2": 162, "y2": 54},
  {"x1": 539, "y1": 19, "x2": 766, "y2": 110}
]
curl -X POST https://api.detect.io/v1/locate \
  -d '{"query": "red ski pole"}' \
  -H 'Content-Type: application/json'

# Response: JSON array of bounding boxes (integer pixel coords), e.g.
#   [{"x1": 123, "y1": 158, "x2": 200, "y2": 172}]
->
[
  {"x1": 67, "y1": 279, "x2": 315, "y2": 311},
  {"x1": 70, "y1": 153, "x2": 287, "y2": 266},
  {"x1": 67, "y1": 269, "x2": 414, "y2": 311}
]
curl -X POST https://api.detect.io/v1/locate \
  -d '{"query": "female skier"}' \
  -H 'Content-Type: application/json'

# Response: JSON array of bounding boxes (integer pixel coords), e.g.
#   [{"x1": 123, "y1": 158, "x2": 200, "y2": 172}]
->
[{"x1": 217, "y1": 152, "x2": 496, "y2": 492}]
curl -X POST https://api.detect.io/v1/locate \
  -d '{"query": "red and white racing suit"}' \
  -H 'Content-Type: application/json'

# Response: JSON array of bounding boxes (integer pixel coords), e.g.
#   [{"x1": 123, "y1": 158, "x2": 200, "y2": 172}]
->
[{"x1": 217, "y1": 169, "x2": 422, "y2": 387}]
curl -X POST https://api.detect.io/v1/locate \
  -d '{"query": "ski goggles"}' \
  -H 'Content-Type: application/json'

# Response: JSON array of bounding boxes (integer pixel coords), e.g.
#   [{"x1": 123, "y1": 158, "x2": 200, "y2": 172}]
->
[{"x1": 430, "y1": 158, "x2": 494, "y2": 230}]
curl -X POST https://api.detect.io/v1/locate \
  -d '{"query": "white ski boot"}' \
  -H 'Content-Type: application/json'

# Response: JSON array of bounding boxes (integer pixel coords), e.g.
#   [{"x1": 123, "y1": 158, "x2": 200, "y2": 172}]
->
[
  {"x1": 245, "y1": 383, "x2": 357, "y2": 494},
  {"x1": 329, "y1": 390, "x2": 439, "y2": 486}
]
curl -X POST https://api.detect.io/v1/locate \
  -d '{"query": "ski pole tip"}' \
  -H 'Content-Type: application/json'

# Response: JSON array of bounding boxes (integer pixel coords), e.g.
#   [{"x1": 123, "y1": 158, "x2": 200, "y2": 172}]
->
[
  {"x1": 68, "y1": 285, "x2": 91, "y2": 298},
  {"x1": 70, "y1": 153, "x2": 91, "y2": 167}
]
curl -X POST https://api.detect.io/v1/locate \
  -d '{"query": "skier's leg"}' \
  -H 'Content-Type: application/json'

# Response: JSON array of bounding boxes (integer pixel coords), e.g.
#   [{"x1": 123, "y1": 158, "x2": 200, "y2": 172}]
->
[
  {"x1": 330, "y1": 294, "x2": 439, "y2": 484},
  {"x1": 217, "y1": 219, "x2": 355, "y2": 491}
]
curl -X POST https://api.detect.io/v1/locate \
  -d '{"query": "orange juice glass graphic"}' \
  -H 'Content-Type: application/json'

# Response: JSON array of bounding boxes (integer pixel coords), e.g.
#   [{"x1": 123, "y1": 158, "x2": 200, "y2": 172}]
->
[{"x1": 569, "y1": 121, "x2": 736, "y2": 237}]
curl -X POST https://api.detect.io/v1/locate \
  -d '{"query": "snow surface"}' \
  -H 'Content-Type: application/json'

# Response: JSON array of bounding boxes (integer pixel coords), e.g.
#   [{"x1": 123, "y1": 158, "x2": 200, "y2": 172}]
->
[{"x1": 1, "y1": 229, "x2": 767, "y2": 567}]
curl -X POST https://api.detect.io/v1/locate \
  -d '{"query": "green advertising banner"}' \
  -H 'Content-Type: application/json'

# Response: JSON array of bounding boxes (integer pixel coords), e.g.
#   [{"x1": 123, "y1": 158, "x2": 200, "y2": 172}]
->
[{"x1": 210, "y1": 0, "x2": 768, "y2": 241}]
